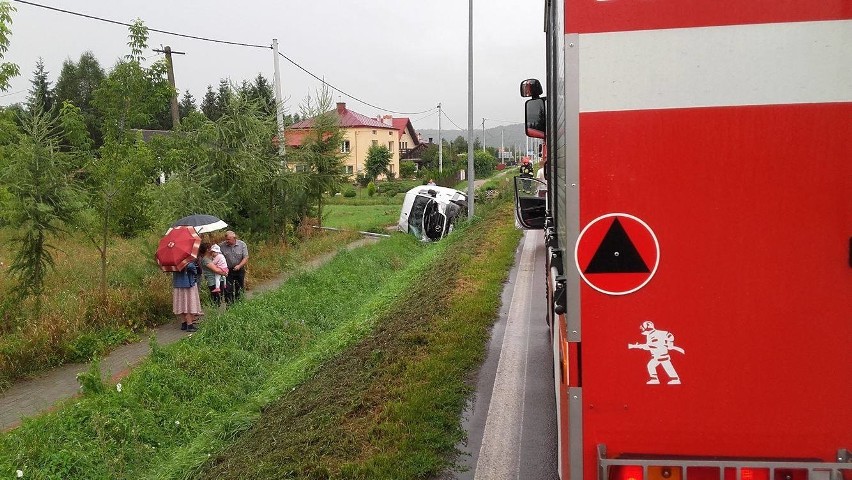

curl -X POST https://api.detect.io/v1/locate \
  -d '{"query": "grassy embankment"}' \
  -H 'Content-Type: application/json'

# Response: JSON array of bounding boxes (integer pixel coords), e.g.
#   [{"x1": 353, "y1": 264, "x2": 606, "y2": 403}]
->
[
  {"x1": 0, "y1": 178, "x2": 521, "y2": 479},
  {"x1": 198, "y1": 200, "x2": 522, "y2": 479},
  {"x1": 0, "y1": 227, "x2": 359, "y2": 392}
]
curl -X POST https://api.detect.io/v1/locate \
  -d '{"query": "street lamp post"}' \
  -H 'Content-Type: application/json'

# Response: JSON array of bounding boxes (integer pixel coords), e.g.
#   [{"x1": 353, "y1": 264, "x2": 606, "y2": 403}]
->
[{"x1": 467, "y1": 0, "x2": 475, "y2": 218}]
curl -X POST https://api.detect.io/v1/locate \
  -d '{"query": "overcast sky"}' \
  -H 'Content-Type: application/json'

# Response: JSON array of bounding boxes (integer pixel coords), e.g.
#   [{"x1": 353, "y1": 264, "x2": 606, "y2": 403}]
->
[{"x1": 2, "y1": 0, "x2": 545, "y2": 130}]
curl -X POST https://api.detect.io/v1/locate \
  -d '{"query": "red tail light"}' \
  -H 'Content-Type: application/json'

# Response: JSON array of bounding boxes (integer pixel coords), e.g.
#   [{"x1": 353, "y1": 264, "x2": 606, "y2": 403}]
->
[{"x1": 611, "y1": 465, "x2": 644, "y2": 480}]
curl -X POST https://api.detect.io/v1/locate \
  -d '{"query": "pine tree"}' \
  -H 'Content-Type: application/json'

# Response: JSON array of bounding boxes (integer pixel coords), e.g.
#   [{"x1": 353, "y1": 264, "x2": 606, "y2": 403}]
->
[
  {"x1": 214, "y1": 78, "x2": 231, "y2": 118},
  {"x1": 200, "y1": 84, "x2": 216, "y2": 119},
  {"x1": 53, "y1": 59, "x2": 78, "y2": 106},
  {"x1": 250, "y1": 73, "x2": 275, "y2": 117},
  {"x1": 26, "y1": 58, "x2": 54, "y2": 113},
  {"x1": 178, "y1": 89, "x2": 197, "y2": 119},
  {"x1": 54, "y1": 51, "x2": 105, "y2": 145}
]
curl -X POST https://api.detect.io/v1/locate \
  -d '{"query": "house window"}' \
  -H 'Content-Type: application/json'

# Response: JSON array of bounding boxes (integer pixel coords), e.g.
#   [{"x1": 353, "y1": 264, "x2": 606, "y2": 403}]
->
[
  {"x1": 388, "y1": 141, "x2": 394, "y2": 152},
  {"x1": 346, "y1": 165, "x2": 354, "y2": 174},
  {"x1": 341, "y1": 140, "x2": 350, "y2": 153},
  {"x1": 401, "y1": 141, "x2": 408, "y2": 150},
  {"x1": 372, "y1": 140, "x2": 378, "y2": 147},
  {"x1": 372, "y1": 130, "x2": 376, "y2": 135},
  {"x1": 294, "y1": 163, "x2": 309, "y2": 173},
  {"x1": 389, "y1": 131, "x2": 393, "y2": 136}
]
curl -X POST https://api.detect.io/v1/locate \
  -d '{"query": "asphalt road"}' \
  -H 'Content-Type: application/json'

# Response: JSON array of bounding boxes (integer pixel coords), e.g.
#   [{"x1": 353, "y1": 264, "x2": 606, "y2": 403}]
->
[{"x1": 446, "y1": 229, "x2": 558, "y2": 480}]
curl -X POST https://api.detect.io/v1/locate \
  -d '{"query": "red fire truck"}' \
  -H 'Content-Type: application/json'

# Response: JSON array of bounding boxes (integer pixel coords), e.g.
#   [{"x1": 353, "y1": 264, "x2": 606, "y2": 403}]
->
[{"x1": 513, "y1": 1, "x2": 851, "y2": 479}]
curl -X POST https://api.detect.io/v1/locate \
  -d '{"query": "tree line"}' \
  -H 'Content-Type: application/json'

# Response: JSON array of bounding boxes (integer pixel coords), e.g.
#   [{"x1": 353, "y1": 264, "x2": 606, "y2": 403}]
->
[
  {"x1": 0, "y1": 13, "x2": 345, "y2": 306},
  {"x1": 0, "y1": 4, "x2": 499, "y2": 307}
]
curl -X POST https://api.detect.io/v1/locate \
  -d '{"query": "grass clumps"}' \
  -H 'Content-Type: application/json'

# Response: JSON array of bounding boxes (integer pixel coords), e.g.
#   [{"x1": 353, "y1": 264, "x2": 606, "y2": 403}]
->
[
  {"x1": 198, "y1": 198, "x2": 521, "y2": 478},
  {"x1": 0, "y1": 234, "x2": 432, "y2": 479},
  {"x1": 0, "y1": 177, "x2": 522, "y2": 479}
]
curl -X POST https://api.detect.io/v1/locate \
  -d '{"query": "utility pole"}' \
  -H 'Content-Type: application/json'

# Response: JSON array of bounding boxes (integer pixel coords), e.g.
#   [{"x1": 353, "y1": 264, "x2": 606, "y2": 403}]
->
[
  {"x1": 438, "y1": 103, "x2": 443, "y2": 173},
  {"x1": 153, "y1": 46, "x2": 185, "y2": 130},
  {"x1": 481, "y1": 118, "x2": 485, "y2": 150},
  {"x1": 501, "y1": 126, "x2": 504, "y2": 163},
  {"x1": 272, "y1": 38, "x2": 286, "y2": 159},
  {"x1": 467, "y1": 0, "x2": 475, "y2": 219}
]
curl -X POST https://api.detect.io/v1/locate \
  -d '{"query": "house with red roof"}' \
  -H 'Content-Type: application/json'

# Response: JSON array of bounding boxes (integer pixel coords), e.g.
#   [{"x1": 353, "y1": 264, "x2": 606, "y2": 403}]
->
[
  {"x1": 286, "y1": 102, "x2": 418, "y2": 180},
  {"x1": 387, "y1": 116, "x2": 422, "y2": 161}
]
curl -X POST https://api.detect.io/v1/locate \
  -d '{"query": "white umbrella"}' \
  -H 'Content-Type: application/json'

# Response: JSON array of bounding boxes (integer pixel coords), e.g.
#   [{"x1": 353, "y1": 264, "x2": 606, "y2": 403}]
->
[{"x1": 171, "y1": 214, "x2": 228, "y2": 234}]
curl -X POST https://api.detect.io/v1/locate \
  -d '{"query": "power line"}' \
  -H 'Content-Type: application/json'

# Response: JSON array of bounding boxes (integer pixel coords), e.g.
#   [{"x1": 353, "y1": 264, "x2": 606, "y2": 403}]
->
[
  {"x1": 441, "y1": 111, "x2": 465, "y2": 131},
  {"x1": 13, "y1": 0, "x2": 435, "y2": 115},
  {"x1": 12, "y1": 0, "x2": 270, "y2": 49},
  {"x1": 484, "y1": 118, "x2": 522, "y2": 125},
  {"x1": 413, "y1": 110, "x2": 438, "y2": 122},
  {"x1": 0, "y1": 89, "x2": 25, "y2": 98},
  {"x1": 276, "y1": 52, "x2": 434, "y2": 116}
]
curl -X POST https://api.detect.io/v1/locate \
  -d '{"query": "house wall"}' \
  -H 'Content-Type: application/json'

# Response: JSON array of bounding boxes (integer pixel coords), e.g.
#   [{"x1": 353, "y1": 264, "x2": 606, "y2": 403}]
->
[
  {"x1": 341, "y1": 126, "x2": 400, "y2": 180},
  {"x1": 399, "y1": 129, "x2": 417, "y2": 157}
]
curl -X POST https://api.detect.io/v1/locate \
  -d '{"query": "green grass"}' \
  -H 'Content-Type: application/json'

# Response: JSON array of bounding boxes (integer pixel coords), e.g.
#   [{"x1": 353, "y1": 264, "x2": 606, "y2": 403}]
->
[
  {"x1": 196, "y1": 190, "x2": 521, "y2": 478},
  {"x1": 0, "y1": 229, "x2": 359, "y2": 392},
  {"x1": 0, "y1": 234, "x2": 434, "y2": 479},
  {"x1": 323, "y1": 204, "x2": 401, "y2": 233},
  {"x1": 0, "y1": 177, "x2": 521, "y2": 479}
]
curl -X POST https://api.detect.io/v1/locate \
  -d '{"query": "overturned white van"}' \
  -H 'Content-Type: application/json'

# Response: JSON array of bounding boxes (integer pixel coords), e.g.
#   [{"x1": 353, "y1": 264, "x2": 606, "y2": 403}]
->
[{"x1": 398, "y1": 185, "x2": 468, "y2": 241}]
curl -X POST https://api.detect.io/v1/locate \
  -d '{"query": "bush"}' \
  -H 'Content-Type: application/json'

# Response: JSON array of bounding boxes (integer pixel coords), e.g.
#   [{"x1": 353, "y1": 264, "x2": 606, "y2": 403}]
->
[
  {"x1": 474, "y1": 150, "x2": 498, "y2": 178},
  {"x1": 367, "y1": 182, "x2": 376, "y2": 197},
  {"x1": 356, "y1": 172, "x2": 371, "y2": 187},
  {"x1": 399, "y1": 161, "x2": 416, "y2": 179},
  {"x1": 343, "y1": 188, "x2": 356, "y2": 198},
  {"x1": 376, "y1": 180, "x2": 420, "y2": 198}
]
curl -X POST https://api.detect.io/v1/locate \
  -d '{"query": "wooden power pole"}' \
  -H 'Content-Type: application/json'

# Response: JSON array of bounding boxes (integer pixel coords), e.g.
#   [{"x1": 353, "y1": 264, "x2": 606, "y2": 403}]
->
[{"x1": 154, "y1": 46, "x2": 185, "y2": 130}]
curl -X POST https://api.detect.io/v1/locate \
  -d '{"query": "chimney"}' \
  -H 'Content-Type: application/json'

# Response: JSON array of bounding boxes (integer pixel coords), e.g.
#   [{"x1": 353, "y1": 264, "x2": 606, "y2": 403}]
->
[
  {"x1": 382, "y1": 114, "x2": 393, "y2": 126},
  {"x1": 336, "y1": 102, "x2": 346, "y2": 114}
]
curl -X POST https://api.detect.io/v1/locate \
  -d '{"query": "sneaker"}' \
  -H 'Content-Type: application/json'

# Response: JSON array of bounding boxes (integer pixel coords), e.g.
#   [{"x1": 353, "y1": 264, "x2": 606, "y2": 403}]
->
[
  {"x1": 186, "y1": 324, "x2": 198, "y2": 333},
  {"x1": 180, "y1": 322, "x2": 187, "y2": 331}
]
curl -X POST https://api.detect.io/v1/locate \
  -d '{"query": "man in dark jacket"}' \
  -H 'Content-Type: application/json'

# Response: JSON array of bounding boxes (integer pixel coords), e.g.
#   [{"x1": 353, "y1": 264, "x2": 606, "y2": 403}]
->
[{"x1": 219, "y1": 230, "x2": 249, "y2": 304}]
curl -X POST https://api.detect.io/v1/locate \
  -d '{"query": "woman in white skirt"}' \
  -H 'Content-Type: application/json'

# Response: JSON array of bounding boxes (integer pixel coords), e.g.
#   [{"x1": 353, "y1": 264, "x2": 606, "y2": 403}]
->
[{"x1": 173, "y1": 260, "x2": 202, "y2": 332}]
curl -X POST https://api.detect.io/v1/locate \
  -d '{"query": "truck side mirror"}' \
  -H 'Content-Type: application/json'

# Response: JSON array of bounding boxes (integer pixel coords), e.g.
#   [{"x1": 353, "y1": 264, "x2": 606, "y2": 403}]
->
[
  {"x1": 520, "y1": 79, "x2": 543, "y2": 99},
  {"x1": 525, "y1": 98, "x2": 546, "y2": 139}
]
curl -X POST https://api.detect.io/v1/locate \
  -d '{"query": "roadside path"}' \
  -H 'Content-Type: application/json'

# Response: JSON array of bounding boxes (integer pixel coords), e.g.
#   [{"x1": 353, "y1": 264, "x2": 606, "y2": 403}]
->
[
  {"x1": 451, "y1": 230, "x2": 557, "y2": 479},
  {"x1": 0, "y1": 237, "x2": 380, "y2": 431}
]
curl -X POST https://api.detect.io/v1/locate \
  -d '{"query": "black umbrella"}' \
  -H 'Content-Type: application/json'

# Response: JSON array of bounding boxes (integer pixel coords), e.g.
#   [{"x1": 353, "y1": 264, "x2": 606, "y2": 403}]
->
[{"x1": 171, "y1": 214, "x2": 228, "y2": 234}]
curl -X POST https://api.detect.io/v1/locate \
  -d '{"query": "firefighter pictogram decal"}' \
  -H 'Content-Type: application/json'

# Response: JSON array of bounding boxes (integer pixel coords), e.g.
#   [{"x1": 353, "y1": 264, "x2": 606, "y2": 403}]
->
[{"x1": 628, "y1": 321, "x2": 685, "y2": 385}]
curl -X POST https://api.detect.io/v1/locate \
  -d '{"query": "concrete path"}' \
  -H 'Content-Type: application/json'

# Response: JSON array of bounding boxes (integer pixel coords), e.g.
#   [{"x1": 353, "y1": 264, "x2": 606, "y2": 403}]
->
[{"x1": 0, "y1": 237, "x2": 379, "y2": 431}]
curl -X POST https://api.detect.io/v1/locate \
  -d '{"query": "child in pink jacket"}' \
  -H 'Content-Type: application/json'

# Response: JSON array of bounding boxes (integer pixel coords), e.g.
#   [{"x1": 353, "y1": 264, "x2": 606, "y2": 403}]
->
[{"x1": 210, "y1": 244, "x2": 229, "y2": 293}]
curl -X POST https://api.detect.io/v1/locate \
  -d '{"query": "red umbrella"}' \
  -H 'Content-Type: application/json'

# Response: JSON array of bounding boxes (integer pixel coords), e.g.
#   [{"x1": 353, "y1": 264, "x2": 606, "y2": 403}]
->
[{"x1": 155, "y1": 226, "x2": 201, "y2": 272}]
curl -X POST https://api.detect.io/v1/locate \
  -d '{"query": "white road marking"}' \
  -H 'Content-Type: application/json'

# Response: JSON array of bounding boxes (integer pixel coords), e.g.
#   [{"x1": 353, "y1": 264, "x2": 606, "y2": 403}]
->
[{"x1": 475, "y1": 231, "x2": 537, "y2": 480}]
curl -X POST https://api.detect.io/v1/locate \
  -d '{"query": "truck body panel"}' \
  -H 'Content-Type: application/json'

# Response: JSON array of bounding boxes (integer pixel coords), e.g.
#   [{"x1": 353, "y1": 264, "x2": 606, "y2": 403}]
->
[{"x1": 523, "y1": 1, "x2": 852, "y2": 478}]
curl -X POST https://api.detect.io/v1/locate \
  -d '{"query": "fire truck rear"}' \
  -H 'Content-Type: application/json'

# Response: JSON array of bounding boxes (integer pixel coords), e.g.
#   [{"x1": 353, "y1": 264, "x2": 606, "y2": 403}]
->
[{"x1": 513, "y1": 1, "x2": 851, "y2": 479}]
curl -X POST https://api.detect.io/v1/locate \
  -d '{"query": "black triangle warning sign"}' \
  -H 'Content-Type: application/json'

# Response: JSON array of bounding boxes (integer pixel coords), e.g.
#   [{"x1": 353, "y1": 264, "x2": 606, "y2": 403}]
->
[{"x1": 584, "y1": 218, "x2": 650, "y2": 274}]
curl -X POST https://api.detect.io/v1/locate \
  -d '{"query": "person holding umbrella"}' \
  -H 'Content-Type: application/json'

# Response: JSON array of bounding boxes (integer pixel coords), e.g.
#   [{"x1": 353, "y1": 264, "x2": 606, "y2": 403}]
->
[
  {"x1": 219, "y1": 230, "x2": 249, "y2": 304},
  {"x1": 155, "y1": 226, "x2": 204, "y2": 332},
  {"x1": 173, "y1": 261, "x2": 202, "y2": 332}
]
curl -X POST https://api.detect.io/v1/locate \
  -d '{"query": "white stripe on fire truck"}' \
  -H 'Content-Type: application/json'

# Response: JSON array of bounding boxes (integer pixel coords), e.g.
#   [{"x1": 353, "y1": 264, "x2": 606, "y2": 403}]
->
[{"x1": 578, "y1": 20, "x2": 851, "y2": 113}]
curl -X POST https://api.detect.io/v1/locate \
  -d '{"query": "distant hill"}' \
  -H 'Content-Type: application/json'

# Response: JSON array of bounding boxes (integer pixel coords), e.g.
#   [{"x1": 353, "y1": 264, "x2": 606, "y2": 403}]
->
[{"x1": 417, "y1": 123, "x2": 530, "y2": 155}]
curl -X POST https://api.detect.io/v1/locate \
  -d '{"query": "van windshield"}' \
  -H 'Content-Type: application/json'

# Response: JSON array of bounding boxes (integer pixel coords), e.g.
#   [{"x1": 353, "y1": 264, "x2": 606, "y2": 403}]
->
[{"x1": 408, "y1": 195, "x2": 432, "y2": 240}]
